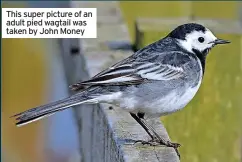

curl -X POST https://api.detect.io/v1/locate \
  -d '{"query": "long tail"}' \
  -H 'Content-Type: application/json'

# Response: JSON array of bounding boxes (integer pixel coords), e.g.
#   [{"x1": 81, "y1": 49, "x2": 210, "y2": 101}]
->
[{"x1": 12, "y1": 93, "x2": 96, "y2": 127}]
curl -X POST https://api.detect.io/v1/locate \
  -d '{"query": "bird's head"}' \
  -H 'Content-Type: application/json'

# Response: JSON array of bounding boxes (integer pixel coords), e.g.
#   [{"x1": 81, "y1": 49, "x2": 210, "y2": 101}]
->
[{"x1": 167, "y1": 23, "x2": 230, "y2": 55}]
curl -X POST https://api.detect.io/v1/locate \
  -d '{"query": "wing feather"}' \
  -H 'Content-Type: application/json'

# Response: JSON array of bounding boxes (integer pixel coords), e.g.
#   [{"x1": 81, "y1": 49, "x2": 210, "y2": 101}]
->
[
  {"x1": 70, "y1": 60, "x2": 185, "y2": 91},
  {"x1": 137, "y1": 63, "x2": 184, "y2": 80},
  {"x1": 69, "y1": 50, "x2": 190, "y2": 91}
]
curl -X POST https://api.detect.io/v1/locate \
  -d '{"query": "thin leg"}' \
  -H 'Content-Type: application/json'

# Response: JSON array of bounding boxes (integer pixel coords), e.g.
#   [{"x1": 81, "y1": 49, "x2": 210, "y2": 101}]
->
[
  {"x1": 130, "y1": 113, "x2": 181, "y2": 158},
  {"x1": 139, "y1": 118, "x2": 181, "y2": 158},
  {"x1": 130, "y1": 113, "x2": 155, "y2": 140},
  {"x1": 136, "y1": 113, "x2": 165, "y2": 142},
  {"x1": 139, "y1": 118, "x2": 181, "y2": 147},
  {"x1": 139, "y1": 118, "x2": 167, "y2": 143}
]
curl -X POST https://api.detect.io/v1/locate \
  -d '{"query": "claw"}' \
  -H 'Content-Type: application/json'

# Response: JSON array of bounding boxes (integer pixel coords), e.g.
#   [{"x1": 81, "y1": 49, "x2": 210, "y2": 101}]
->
[
  {"x1": 133, "y1": 139, "x2": 181, "y2": 159},
  {"x1": 134, "y1": 140, "x2": 160, "y2": 146},
  {"x1": 175, "y1": 148, "x2": 181, "y2": 159},
  {"x1": 166, "y1": 141, "x2": 181, "y2": 148},
  {"x1": 165, "y1": 141, "x2": 181, "y2": 159},
  {"x1": 152, "y1": 139, "x2": 181, "y2": 159}
]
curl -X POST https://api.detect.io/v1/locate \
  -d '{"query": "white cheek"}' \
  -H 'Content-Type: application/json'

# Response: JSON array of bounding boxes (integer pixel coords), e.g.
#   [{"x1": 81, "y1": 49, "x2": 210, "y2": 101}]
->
[
  {"x1": 196, "y1": 42, "x2": 212, "y2": 51},
  {"x1": 177, "y1": 39, "x2": 193, "y2": 53}
]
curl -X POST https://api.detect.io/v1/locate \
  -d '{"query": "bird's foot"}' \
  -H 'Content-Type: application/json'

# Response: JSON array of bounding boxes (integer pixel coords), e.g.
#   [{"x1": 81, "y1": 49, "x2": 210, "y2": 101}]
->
[
  {"x1": 160, "y1": 140, "x2": 181, "y2": 159},
  {"x1": 152, "y1": 139, "x2": 181, "y2": 159},
  {"x1": 134, "y1": 139, "x2": 181, "y2": 148},
  {"x1": 134, "y1": 139, "x2": 181, "y2": 159},
  {"x1": 147, "y1": 138, "x2": 181, "y2": 148},
  {"x1": 165, "y1": 141, "x2": 181, "y2": 148},
  {"x1": 134, "y1": 140, "x2": 160, "y2": 146}
]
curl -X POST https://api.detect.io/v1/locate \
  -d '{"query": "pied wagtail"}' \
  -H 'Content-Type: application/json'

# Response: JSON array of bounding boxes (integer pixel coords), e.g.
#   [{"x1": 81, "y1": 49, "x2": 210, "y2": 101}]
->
[{"x1": 12, "y1": 23, "x2": 230, "y2": 154}]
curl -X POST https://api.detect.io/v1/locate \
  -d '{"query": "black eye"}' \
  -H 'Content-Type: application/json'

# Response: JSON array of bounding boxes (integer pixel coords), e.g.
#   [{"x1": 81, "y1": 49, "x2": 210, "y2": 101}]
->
[{"x1": 198, "y1": 37, "x2": 205, "y2": 43}]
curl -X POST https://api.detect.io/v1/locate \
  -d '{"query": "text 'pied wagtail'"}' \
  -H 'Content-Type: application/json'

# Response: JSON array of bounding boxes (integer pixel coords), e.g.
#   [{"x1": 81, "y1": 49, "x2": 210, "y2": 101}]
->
[{"x1": 12, "y1": 23, "x2": 230, "y2": 155}]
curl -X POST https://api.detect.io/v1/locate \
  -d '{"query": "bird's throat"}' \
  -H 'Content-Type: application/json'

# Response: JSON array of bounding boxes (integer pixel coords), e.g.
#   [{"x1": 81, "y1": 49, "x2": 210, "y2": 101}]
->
[{"x1": 192, "y1": 48, "x2": 207, "y2": 75}]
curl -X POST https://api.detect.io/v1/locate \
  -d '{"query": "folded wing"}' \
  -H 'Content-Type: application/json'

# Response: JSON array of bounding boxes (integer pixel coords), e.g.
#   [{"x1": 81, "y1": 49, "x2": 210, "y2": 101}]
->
[{"x1": 70, "y1": 57, "x2": 185, "y2": 91}]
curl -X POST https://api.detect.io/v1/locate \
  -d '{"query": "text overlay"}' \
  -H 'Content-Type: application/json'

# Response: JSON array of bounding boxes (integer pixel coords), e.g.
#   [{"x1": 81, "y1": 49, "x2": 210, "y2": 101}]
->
[{"x1": 2, "y1": 8, "x2": 97, "y2": 38}]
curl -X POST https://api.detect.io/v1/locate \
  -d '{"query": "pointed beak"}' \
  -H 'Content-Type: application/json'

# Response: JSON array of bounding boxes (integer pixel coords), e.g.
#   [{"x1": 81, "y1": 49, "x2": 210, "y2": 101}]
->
[{"x1": 213, "y1": 39, "x2": 230, "y2": 45}]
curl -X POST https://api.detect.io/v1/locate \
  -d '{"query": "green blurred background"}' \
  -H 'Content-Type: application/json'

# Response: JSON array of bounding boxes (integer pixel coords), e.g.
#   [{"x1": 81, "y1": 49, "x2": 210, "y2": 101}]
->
[{"x1": 120, "y1": 1, "x2": 241, "y2": 162}]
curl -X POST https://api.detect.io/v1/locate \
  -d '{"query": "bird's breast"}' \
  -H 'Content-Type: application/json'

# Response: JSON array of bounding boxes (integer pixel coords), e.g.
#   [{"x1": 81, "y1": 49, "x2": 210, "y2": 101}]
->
[{"x1": 139, "y1": 79, "x2": 202, "y2": 118}]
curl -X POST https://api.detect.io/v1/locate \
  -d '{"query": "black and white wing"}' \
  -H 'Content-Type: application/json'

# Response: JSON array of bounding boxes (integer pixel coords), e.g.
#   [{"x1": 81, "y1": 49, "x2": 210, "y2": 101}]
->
[
  {"x1": 70, "y1": 56, "x2": 143, "y2": 90},
  {"x1": 135, "y1": 62, "x2": 184, "y2": 80},
  {"x1": 70, "y1": 52, "x2": 187, "y2": 91}
]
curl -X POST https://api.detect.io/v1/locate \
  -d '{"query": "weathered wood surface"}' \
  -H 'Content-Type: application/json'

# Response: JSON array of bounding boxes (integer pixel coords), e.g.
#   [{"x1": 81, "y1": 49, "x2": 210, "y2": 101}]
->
[{"x1": 59, "y1": 1, "x2": 180, "y2": 162}]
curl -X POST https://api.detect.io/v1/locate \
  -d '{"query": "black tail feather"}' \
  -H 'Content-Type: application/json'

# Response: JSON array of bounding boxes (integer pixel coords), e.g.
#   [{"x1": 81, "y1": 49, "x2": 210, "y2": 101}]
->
[{"x1": 13, "y1": 94, "x2": 93, "y2": 127}]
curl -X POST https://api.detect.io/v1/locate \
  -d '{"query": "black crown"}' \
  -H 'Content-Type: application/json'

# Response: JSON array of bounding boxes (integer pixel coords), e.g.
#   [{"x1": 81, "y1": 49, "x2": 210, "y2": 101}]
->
[{"x1": 167, "y1": 23, "x2": 206, "y2": 40}]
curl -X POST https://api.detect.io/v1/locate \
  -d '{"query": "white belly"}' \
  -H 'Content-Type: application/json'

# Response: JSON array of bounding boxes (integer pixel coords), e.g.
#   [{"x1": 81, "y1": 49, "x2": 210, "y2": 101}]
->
[
  {"x1": 97, "y1": 79, "x2": 202, "y2": 117},
  {"x1": 141, "y1": 82, "x2": 202, "y2": 118}
]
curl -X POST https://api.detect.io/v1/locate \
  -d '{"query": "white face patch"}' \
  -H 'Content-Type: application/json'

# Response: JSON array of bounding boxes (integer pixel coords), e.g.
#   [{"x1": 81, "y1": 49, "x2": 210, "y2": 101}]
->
[{"x1": 177, "y1": 28, "x2": 217, "y2": 53}]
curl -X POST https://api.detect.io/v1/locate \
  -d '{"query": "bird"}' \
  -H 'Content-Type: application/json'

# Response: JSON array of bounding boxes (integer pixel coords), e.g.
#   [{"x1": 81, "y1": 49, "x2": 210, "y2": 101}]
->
[{"x1": 12, "y1": 23, "x2": 230, "y2": 150}]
